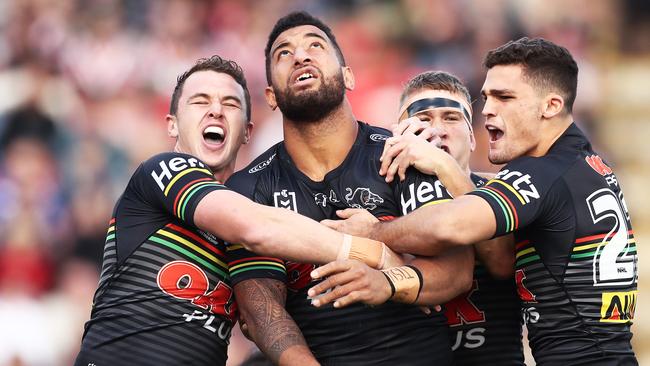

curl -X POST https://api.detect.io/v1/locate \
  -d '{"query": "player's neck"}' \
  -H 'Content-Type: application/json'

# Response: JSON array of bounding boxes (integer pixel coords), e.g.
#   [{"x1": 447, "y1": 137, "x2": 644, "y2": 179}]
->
[
  {"x1": 282, "y1": 99, "x2": 358, "y2": 182},
  {"x1": 212, "y1": 162, "x2": 234, "y2": 184},
  {"x1": 531, "y1": 115, "x2": 574, "y2": 157}
]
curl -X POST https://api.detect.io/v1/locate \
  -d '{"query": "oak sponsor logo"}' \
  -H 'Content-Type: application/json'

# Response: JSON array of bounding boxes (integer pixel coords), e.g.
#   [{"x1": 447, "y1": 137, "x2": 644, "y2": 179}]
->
[
  {"x1": 494, "y1": 169, "x2": 540, "y2": 204},
  {"x1": 249, "y1": 153, "x2": 276, "y2": 173},
  {"x1": 151, "y1": 156, "x2": 208, "y2": 192},
  {"x1": 274, "y1": 189, "x2": 297, "y2": 212},
  {"x1": 400, "y1": 180, "x2": 448, "y2": 215},
  {"x1": 601, "y1": 290, "x2": 636, "y2": 323}
]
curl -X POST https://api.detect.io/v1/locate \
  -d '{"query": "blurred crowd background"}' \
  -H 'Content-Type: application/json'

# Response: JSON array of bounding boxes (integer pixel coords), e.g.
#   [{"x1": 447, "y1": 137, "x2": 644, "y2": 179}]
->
[{"x1": 0, "y1": 0, "x2": 648, "y2": 365}]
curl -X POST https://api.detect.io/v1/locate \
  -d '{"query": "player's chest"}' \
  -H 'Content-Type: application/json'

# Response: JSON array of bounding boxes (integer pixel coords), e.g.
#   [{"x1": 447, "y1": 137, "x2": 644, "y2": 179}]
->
[{"x1": 265, "y1": 170, "x2": 398, "y2": 220}]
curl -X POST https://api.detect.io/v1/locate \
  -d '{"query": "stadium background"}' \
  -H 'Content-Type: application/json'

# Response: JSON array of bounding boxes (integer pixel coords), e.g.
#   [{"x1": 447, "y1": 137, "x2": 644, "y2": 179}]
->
[{"x1": 0, "y1": 0, "x2": 647, "y2": 365}]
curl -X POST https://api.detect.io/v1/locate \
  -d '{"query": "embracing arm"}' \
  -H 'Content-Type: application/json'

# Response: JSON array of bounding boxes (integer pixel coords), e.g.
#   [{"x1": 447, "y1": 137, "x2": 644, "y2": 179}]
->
[
  {"x1": 235, "y1": 279, "x2": 318, "y2": 366},
  {"x1": 474, "y1": 235, "x2": 515, "y2": 279},
  {"x1": 372, "y1": 194, "x2": 496, "y2": 256},
  {"x1": 308, "y1": 246, "x2": 473, "y2": 308},
  {"x1": 410, "y1": 246, "x2": 474, "y2": 305},
  {"x1": 194, "y1": 190, "x2": 401, "y2": 269}
]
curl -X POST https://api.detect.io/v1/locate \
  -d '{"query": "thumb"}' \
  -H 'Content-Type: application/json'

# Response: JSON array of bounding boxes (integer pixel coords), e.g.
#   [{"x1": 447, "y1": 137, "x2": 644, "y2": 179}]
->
[{"x1": 336, "y1": 208, "x2": 365, "y2": 219}]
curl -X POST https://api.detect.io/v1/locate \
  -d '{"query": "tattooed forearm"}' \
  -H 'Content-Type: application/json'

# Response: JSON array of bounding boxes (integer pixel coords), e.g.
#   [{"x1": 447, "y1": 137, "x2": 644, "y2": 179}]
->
[{"x1": 235, "y1": 279, "x2": 313, "y2": 364}]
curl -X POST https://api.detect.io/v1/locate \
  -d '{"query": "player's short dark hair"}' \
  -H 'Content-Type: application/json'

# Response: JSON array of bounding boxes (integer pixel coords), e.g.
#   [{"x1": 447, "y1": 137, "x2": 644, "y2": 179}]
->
[
  {"x1": 400, "y1": 71, "x2": 471, "y2": 106},
  {"x1": 264, "y1": 11, "x2": 346, "y2": 86},
  {"x1": 483, "y1": 37, "x2": 578, "y2": 113},
  {"x1": 170, "y1": 55, "x2": 251, "y2": 121}
]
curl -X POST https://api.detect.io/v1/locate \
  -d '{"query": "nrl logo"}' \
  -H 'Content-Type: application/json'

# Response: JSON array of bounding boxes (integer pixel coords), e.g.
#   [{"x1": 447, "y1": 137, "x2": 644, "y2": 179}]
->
[
  {"x1": 249, "y1": 153, "x2": 276, "y2": 173},
  {"x1": 369, "y1": 133, "x2": 389, "y2": 142},
  {"x1": 274, "y1": 189, "x2": 297, "y2": 212}
]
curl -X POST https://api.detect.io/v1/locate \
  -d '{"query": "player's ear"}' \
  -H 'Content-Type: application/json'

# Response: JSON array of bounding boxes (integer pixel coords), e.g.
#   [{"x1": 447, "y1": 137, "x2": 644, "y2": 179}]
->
[
  {"x1": 265, "y1": 86, "x2": 278, "y2": 111},
  {"x1": 542, "y1": 93, "x2": 564, "y2": 119},
  {"x1": 244, "y1": 121, "x2": 254, "y2": 144},
  {"x1": 469, "y1": 130, "x2": 476, "y2": 152},
  {"x1": 343, "y1": 66, "x2": 355, "y2": 91},
  {"x1": 166, "y1": 114, "x2": 179, "y2": 138}
]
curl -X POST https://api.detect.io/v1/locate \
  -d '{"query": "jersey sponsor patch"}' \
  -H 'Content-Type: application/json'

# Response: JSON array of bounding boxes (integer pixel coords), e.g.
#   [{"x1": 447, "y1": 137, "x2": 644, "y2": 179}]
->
[
  {"x1": 249, "y1": 153, "x2": 276, "y2": 173},
  {"x1": 150, "y1": 156, "x2": 211, "y2": 193},
  {"x1": 369, "y1": 133, "x2": 389, "y2": 142},
  {"x1": 493, "y1": 169, "x2": 540, "y2": 205},
  {"x1": 445, "y1": 280, "x2": 486, "y2": 326},
  {"x1": 400, "y1": 180, "x2": 449, "y2": 215},
  {"x1": 601, "y1": 290, "x2": 636, "y2": 323}
]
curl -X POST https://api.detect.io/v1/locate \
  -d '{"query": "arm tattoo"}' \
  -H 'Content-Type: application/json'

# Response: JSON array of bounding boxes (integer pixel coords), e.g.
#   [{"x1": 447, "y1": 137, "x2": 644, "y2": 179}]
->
[{"x1": 235, "y1": 278, "x2": 310, "y2": 363}]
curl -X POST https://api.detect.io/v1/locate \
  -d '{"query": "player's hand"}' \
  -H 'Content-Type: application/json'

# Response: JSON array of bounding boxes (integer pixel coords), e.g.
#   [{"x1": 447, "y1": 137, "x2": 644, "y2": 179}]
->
[
  {"x1": 380, "y1": 131, "x2": 447, "y2": 183},
  {"x1": 238, "y1": 314, "x2": 254, "y2": 341},
  {"x1": 308, "y1": 260, "x2": 392, "y2": 308},
  {"x1": 320, "y1": 208, "x2": 379, "y2": 238}
]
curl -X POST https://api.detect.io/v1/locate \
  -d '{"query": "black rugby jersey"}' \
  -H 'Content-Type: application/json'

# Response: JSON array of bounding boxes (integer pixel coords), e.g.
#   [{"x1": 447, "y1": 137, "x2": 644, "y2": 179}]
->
[
  {"x1": 469, "y1": 124, "x2": 638, "y2": 365},
  {"x1": 227, "y1": 122, "x2": 453, "y2": 366},
  {"x1": 407, "y1": 173, "x2": 524, "y2": 365},
  {"x1": 75, "y1": 152, "x2": 235, "y2": 366}
]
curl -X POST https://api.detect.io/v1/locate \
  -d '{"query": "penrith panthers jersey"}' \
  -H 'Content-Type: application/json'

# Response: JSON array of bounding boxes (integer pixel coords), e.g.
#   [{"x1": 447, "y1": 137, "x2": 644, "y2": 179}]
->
[
  {"x1": 75, "y1": 152, "x2": 235, "y2": 366},
  {"x1": 404, "y1": 173, "x2": 524, "y2": 365},
  {"x1": 469, "y1": 123, "x2": 638, "y2": 365},
  {"x1": 227, "y1": 122, "x2": 454, "y2": 366}
]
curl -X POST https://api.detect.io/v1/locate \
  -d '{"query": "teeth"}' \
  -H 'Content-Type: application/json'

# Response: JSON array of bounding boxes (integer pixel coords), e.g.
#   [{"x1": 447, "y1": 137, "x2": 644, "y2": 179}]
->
[
  {"x1": 204, "y1": 126, "x2": 224, "y2": 137},
  {"x1": 205, "y1": 126, "x2": 224, "y2": 136},
  {"x1": 296, "y1": 72, "x2": 314, "y2": 82}
]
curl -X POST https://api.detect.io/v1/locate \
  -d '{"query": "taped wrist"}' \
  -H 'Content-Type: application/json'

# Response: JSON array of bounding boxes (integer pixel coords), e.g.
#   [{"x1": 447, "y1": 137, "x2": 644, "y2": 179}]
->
[
  {"x1": 381, "y1": 265, "x2": 423, "y2": 304},
  {"x1": 338, "y1": 234, "x2": 401, "y2": 269}
]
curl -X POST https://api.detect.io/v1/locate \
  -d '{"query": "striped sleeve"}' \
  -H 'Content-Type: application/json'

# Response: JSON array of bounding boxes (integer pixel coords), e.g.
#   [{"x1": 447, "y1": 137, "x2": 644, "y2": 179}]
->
[
  {"x1": 137, "y1": 152, "x2": 228, "y2": 227},
  {"x1": 226, "y1": 244, "x2": 287, "y2": 285},
  {"x1": 467, "y1": 159, "x2": 549, "y2": 237}
]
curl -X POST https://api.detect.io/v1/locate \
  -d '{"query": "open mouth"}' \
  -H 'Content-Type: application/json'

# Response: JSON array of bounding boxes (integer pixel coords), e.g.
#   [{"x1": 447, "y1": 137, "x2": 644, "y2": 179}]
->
[
  {"x1": 486, "y1": 125, "x2": 504, "y2": 143},
  {"x1": 440, "y1": 145, "x2": 450, "y2": 154},
  {"x1": 295, "y1": 72, "x2": 315, "y2": 83},
  {"x1": 203, "y1": 126, "x2": 225, "y2": 145}
]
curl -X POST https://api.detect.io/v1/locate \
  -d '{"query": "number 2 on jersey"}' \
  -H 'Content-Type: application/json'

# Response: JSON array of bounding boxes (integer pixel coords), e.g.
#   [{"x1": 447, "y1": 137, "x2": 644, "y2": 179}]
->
[{"x1": 586, "y1": 188, "x2": 636, "y2": 286}]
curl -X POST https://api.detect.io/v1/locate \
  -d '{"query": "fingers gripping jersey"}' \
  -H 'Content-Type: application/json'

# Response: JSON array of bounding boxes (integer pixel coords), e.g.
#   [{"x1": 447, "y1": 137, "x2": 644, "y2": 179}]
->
[
  {"x1": 404, "y1": 173, "x2": 524, "y2": 365},
  {"x1": 469, "y1": 124, "x2": 638, "y2": 365},
  {"x1": 227, "y1": 122, "x2": 452, "y2": 366},
  {"x1": 75, "y1": 152, "x2": 234, "y2": 366}
]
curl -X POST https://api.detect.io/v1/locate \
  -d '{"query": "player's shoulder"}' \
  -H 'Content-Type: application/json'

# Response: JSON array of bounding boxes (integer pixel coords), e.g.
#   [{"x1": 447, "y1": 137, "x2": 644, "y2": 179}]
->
[
  {"x1": 227, "y1": 142, "x2": 282, "y2": 195},
  {"x1": 139, "y1": 152, "x2": 213, "y2": 175},
  {"x1": 493, "y1": 154, "x2": 572, "y2": 200},
  {"x1": 133, "y1": 151, "x2": 214, "y2": 187}
]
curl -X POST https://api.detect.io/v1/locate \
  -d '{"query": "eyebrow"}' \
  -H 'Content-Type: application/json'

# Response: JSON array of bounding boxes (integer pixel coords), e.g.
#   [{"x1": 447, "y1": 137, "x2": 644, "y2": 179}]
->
[
  {"x1": 187, "y1": 93, "x2": 242, "y2": 105},
  {"x1": 271, "y1": 32, "x2": 329, "y2": 57},
  {"x1": 187, "y1": 93, "x2": 210, "y2": 101},
  {"x1": 481, "y1": 88, "x2": 515, "y2": 97}
]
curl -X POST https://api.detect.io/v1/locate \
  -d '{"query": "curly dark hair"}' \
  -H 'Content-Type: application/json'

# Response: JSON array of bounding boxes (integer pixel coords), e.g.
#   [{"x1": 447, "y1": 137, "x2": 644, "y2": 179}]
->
[
  {"x1": 170, "y1": 55, "x2": 251, "y2": 121},
  {"x1": 264, "y1": 11, "x2": 345, "y2": 86},
  {"x1": 483, "y1": 37, "x2": 578, "y2": 113}
]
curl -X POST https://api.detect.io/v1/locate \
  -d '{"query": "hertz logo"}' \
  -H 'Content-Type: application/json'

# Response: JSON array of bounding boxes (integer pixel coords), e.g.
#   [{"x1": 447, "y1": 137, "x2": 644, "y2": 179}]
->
[{"x1": 601, "y1": 290, "x2": 636, "y2": 323}]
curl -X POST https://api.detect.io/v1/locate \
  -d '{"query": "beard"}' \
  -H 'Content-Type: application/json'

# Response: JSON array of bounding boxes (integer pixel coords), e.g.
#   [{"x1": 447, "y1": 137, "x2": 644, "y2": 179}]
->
[{"x1": 273, "y1": 70, "x2": 345, "y2": 123}]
